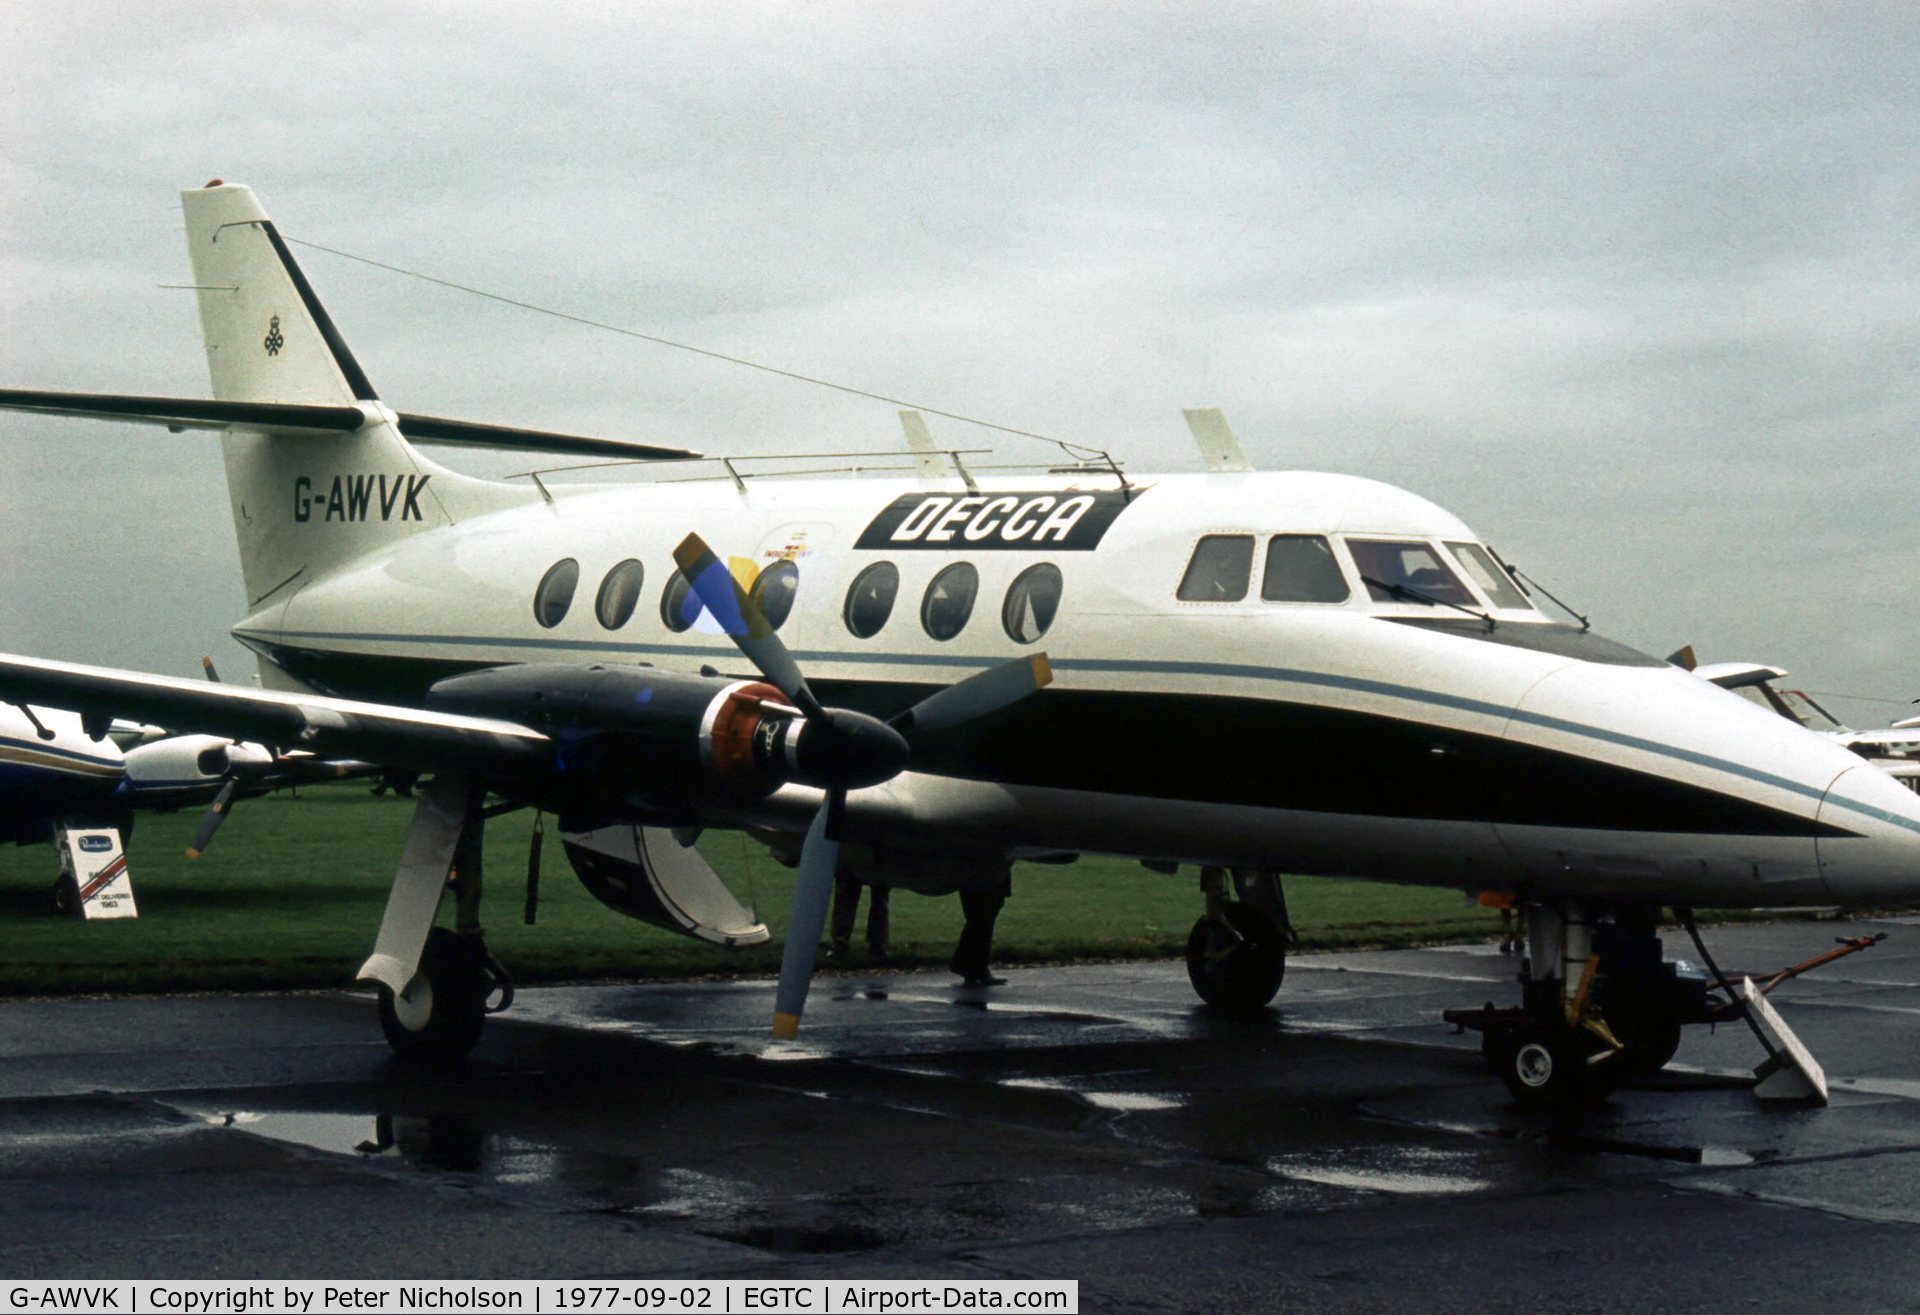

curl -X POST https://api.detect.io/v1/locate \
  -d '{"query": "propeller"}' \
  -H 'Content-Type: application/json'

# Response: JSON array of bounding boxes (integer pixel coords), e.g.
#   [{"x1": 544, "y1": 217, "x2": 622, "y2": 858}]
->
[
  {"x1": 673, "y1": 533, "x2": 1051, "y2": 1038},
  {"x1": 184, "y1": 775, "x2": 240, "y2": 859}
]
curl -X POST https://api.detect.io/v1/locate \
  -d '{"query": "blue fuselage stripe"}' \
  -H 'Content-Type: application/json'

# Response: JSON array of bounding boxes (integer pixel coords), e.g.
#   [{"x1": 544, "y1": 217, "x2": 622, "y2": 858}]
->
[{"x1": 254, "y1": 629, "x2": 1919, "y2": 836}]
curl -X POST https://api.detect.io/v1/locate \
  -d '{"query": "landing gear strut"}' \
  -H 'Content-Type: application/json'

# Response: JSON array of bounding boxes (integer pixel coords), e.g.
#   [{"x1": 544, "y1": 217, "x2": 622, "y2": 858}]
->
[
  {"x1": 1186, "y1": 866, "x2": 1293, "y2": 1014},
  {"x1": 1453, "y1": 900, "x2": 1707, "y2": 1108},
  {"x1": 361, "y1": 776, "x2": 514, "y2": 1062}
]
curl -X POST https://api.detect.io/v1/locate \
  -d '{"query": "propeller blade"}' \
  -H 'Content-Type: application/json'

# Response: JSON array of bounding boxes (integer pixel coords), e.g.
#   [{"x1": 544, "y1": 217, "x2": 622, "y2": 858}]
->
[
  {"x1": 184, "y1": 776, "x2": 240, "y2": 858},
  {"x1": 672, "y1": 533, "x2": 827, "y2": 722},
  {"x1": 1666, "y1": 644, "x2": 1698, "y2": 672},
  {"x1": 893, "y1": 653, "x2": 1053, "y2": 739},
  {"x1": 201, "y1": 655, "x2": 222, "y2": 683},
  {"x1": 772, "y1": 798, "x2": 840, "y2": 1039}
]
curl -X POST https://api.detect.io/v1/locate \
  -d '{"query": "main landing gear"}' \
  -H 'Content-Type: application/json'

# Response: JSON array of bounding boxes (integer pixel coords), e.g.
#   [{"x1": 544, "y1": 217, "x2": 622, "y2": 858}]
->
[
  {"x1": 361, "y1": 774, "x2": 515, "y2": 1062},
  {"x1": 1186, "y1": 866, "x2": 1296, "y2": 1015}
]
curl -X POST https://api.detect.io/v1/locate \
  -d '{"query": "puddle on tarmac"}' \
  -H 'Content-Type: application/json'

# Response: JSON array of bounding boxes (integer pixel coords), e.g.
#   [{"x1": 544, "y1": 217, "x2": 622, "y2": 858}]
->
[
  {"x1": 1831, "y1": 1077, "x2": 1920, "y2": 1102},
  {"x1": 1001, "y1": 1076, "x2": 1186, "y2": 1112},
  {"x1": 1393, "y1": 1114, "x2": 1758, "y2": 1167},
  {"x1": 192, "y1": 1109, "x2": 488, "y2": 1171},
  {"x1": 1269, "y1": 1146, "x2": 1492, "y2": 1196}
]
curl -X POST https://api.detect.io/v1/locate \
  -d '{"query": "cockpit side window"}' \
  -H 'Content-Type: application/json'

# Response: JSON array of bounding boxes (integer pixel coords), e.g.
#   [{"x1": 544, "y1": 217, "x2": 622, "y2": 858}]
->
[
  {"x1": 1348, "y1": 539, "x2": 1477, "y2": 607},
  {"x1": 1261, "y1": 535, "x2": 1350, "y2": 603},
  {"x1": 1177, "y1": 535, "x2": 1254, "y2": 602},
  {"x1": 1445, "y1": 542, "x2": 1533, "y2": 611}
]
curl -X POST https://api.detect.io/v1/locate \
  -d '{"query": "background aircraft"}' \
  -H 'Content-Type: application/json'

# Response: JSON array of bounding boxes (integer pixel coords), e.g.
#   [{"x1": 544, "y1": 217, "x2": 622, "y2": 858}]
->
[{"x1": 1675, "y1": 652, "x2": 1920, "y2": 794}]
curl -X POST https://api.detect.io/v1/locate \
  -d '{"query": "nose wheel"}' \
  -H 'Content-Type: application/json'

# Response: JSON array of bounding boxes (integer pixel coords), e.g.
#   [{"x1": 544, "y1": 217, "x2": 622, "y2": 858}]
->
[{"x1": 1494, "y1": 1019, "x2": 1619, "y2": 1105}]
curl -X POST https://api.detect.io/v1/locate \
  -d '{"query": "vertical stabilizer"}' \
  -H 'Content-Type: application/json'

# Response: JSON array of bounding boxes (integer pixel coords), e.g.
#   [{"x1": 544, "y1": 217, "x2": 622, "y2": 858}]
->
[
  {"x1": 186, "y1": 182, "x2": 377, "y2": 406},
  {"x1": 178, "y1": 182, "x2": 527, "y2": 612}
]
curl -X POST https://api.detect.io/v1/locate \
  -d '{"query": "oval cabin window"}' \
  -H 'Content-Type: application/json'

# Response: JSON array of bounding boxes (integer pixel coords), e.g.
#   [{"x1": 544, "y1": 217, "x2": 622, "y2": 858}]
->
[
  {"x1": 595, "y1": 558, "x2": 645, "y2": 629},
  {"x1": 1002, "y1": 563, "x2": 1062, "y2": 643},
  {"x1": 844, "y1": 562, "x2": 899, "y2": 639},
  {"x1": 660, "y1": 570, "x2": 697, "y2": 633},
  {"x1": 921, "y1": 562, "x2": 979, "y2": 641},
  {"x1": 750, "y1": 559, "x2": 800, "y2": 631},
  {"x1": 533, "y1": 558, "x2": 580, "y2": 629}
]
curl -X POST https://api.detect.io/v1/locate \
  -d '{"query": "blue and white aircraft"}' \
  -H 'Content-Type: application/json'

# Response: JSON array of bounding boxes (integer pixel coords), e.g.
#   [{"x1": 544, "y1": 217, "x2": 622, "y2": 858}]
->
[{"x1": 1, "y1": 182, "x2": 1915, "y2": 1104}]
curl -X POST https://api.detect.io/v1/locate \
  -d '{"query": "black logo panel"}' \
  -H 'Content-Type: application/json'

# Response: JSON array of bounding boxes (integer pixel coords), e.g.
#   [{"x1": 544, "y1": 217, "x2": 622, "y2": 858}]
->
[{"x1": 855, "y1": 489, "x2": 1136, "y2": 551}]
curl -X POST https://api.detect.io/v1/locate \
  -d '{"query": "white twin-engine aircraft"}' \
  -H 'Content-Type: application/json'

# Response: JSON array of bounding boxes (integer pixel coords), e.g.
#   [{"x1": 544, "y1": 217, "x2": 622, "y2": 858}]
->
[{"x1": 3, "y1": 182, "x2": 1917, "y2": 1106}]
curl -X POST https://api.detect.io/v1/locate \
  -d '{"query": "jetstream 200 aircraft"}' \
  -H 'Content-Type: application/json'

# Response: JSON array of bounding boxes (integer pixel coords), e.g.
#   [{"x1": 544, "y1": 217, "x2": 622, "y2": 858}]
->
[{"x1": 3, "y1": 182, "x2": 1917, "y2": 1106}]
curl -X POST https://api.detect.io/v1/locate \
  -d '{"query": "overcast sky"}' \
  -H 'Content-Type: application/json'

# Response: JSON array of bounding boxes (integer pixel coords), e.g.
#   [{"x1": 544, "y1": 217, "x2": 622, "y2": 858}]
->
[{"x1": 1, "y1": 1, "x2": 1915, "y2": 729}]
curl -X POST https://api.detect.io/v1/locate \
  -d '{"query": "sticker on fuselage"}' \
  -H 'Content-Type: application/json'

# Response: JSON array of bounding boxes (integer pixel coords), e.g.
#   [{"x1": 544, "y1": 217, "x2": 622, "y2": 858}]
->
[{"x1": 855, "y1": 489, "x2": 1135, "y2": 551}]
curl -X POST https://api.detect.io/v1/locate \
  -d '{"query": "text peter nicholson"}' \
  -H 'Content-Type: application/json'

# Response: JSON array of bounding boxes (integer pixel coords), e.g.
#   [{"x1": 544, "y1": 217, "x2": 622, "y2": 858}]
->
[{"x1": 4, "y1": 1279, "x2": 1078, "y2": 1314}]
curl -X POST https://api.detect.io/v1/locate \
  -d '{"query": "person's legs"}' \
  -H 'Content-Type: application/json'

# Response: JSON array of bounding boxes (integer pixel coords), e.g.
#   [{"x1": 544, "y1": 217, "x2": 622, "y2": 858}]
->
[
  {"x1": 867, "y1": 885, "x2": 892, "y2": 959},
  {"x1": 951, "y1": 884, "x2": 1007, "y2": 984},
  {"x1": 829, "y1": 874, "x2": 862, "y2": 956}
]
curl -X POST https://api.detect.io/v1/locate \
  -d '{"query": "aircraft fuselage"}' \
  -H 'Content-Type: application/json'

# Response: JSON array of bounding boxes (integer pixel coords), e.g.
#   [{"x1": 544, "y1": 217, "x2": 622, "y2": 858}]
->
[{"x1": 230, "y1": 465, "x2": 1920, "y2": 908}]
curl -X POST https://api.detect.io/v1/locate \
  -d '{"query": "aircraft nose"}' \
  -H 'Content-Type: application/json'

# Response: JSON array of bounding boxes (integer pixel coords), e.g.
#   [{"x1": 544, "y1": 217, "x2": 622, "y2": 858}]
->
[{"x1": 1817, "y1": 765, "x2": 1920, "y2": 905}]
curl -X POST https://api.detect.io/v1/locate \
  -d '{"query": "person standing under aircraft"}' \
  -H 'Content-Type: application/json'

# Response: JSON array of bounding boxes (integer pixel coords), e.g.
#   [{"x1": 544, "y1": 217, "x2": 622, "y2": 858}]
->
[
  {"x1": 829, "y1": 873, "x2": 891, "y2": 963},
  {"x1": 951, "y1": 873, "x2": 1011, "y2": 986}
]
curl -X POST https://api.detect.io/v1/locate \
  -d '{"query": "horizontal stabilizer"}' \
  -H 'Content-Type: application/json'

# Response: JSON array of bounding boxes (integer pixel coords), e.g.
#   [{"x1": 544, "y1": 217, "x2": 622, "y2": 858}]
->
[{"x1": 0, "y1": 389, "x2": 699, "y2": 461}]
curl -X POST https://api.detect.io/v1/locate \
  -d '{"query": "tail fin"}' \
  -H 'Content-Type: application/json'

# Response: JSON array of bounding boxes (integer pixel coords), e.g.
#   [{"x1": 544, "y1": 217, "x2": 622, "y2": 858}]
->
[
  {"x1": 185, "y1": 181, "x2": 378, "y2": 406},
  {"x1": 179, "y1": 182, "x2": 527, "y2": 609}
]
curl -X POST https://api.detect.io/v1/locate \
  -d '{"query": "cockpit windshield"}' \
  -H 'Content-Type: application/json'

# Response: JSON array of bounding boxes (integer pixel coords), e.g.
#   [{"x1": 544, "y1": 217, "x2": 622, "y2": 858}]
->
[{"x1": 1348, "y1": 539, "x2": 1478, "y2": 608}]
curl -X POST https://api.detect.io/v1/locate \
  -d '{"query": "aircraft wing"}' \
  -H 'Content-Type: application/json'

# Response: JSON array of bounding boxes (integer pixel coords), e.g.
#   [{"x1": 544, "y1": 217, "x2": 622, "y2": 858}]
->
[
  {"x1": 0, "y1": 653, "x2": 549, "y2": 775},
  {"x1": 0, "y1": 389, "x2": 699, "y2": 462}
]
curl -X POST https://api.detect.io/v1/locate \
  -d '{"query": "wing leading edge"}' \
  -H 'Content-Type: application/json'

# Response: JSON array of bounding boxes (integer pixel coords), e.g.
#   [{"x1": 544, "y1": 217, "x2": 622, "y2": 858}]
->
[
  {"x1": 0, "y1": 390, "x2": 699, "y2": 463},
  {"x1": 0, "y1": 653, "x2": 549, "y2": 775}
]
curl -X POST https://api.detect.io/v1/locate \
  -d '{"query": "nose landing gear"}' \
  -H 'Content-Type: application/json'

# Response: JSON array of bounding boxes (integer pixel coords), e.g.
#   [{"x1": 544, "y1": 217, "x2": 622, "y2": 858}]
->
[
  {"x1": 1450, "y1": 900, "x2": 1880, "y2": 1109},
  {"x1": 1451, "y1": 901, "x2": 1704, "y2": 1108}
]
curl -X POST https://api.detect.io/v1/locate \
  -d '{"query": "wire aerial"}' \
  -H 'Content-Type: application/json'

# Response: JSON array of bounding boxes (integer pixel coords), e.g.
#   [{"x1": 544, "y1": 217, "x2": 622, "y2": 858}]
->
[{"x1": 284, "y1": 236, "x2": 1113, "y2": 467}]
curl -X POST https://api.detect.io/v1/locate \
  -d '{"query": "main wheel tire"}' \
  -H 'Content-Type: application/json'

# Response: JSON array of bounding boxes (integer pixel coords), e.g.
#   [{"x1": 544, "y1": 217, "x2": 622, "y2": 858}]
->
[
  {"x1": 1499, "y1": 1020, "x2": 1617, "y2": 1108},
  {"x1": 1606, "y1": 1010, "x2": 1683, "y2": 1079},
  {"x1": 53, "y1": 872, "x2": 80, "y2": 918},
  {"x1": 378, "y1": 928, "x2": 489, "y2": 1061},
  {"x1": 1481, "y1": 1026, "x2": 1517, "y2": 1073},
  {"x1": 1187, "y1": 904, "x2": 1287, "y2": 1014}
]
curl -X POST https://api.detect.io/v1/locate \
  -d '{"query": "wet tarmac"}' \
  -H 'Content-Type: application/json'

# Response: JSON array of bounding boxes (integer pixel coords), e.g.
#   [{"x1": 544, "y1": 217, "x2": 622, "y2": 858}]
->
[{"x1": 6, "y1": 919, "x2": 1920, "y2": 1311}]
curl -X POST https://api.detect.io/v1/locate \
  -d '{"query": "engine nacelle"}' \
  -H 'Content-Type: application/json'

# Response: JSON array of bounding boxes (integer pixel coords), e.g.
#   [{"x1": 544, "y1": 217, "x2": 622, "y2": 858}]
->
[
  {"x1": 426, "y1": 663, "x2": 906, "y2": 804},
  {"x1": 120, "y1": 734, "x2": 243, "y2": 806}
]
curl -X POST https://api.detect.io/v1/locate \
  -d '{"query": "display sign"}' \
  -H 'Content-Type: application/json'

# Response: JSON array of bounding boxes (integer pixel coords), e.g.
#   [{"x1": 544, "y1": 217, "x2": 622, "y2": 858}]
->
[{"x1": 59, "y1": 827, "x2": 137, "y2": 920}]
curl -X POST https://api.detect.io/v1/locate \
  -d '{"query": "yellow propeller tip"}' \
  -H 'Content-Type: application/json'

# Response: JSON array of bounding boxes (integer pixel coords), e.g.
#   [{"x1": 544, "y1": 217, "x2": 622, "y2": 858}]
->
[
  {"x1": 671, "y1": 533, "x2": 710, "y2": 572},
  {"x1": 771, "y1": 1013, "x2": 801, "y2": 1040},
  {"x1": 1031, "y1": 653, "x2": 1054, "y2": 687},
  {"x1": 184, "y1": 848, "x2": 202, "y2": 860}
]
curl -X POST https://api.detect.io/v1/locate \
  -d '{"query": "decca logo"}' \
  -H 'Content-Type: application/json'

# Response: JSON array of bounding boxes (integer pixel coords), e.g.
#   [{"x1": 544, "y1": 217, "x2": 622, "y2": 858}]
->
[{"x1": 855, "y1": 489, "x2": 1135, "y2": 552}]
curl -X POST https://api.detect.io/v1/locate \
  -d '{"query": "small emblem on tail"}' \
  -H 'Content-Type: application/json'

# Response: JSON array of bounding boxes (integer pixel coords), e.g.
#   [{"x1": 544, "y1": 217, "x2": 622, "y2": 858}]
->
[{"x1": 263, "y1": 315, "x2": 285, "y2": 356}]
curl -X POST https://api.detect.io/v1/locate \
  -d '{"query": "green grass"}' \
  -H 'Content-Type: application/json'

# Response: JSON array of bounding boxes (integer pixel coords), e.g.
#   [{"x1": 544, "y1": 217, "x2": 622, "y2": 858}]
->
[{"x1": 0, "y1": 781, "x2": 1504, "y2": 995}]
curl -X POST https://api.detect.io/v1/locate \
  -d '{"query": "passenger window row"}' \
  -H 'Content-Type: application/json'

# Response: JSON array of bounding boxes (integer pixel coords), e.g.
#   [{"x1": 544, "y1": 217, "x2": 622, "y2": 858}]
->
[
  {"x1": 532, "y1": 555, "x2": 1064, "y2": 645},
  {"x1": 1176, "y1": 534, "x2": 1533, "y2": 612}
]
